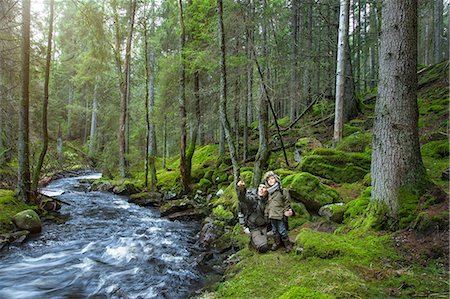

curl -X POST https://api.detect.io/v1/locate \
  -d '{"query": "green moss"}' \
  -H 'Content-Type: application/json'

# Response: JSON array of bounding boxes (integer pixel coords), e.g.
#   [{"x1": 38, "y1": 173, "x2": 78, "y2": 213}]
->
[
  {"x1": 421, "y1": 140, "x2": 449, "y2": 159},
  {"x1": 279, "y1": 287, "x2": 332, "y2": 299},
  {"x1": 160, "y1": 198, "x2": 193, "y2": 215},
  {"x1": 343, "y1": 187, "x2": 371, "y2": 225},
  {"x1": 295, "y1": 137, "x2": 323, "y2": 155},
  {"x1": 336, "y1": 132, "x2": 372, "y2": 153},
  {"x1": 212, "y1": 205, "x2": 235, "y2": 223},
  {"x1": 198, "y1": 178, "x2": 213, "y2": 191},
  {"x1": 301, "y1": 148, "x2": 370, "y2": 183},
  {"x1": 412, "y1": 211, "x2": 449, "y2": 233},
  {"x1": 343, "y1": 124, "x2": 360, "y2": 136},
  {"x1": 156, "y1": 169, "x2": 180, "y2": 192},
  {"x1": 276, "y1": 116, "x2": 290, "y2": 128},
  {"x1": 334, "y1": 182, "x2": 366, "y2": 203},
  {"x1": 214, "y1": 225, "x2": 447, "y2": 298},
  {"x1": 0, "y1": 189, "x2": 36, "y2": 233},
  {"x1": 288, "y1": 202, "x2": 311, "y2": 229},
  {"x1": 212, "y1": 182, "x2": 238, "y2": 213},
  {"x1": 282, "y1": 172, "x2": 340, "y2": 212}
]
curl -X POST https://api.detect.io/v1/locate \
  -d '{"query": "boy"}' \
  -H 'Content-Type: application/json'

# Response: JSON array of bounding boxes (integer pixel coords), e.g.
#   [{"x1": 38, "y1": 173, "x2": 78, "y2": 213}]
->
[{"x1": 263, "y1": 171, "x2": 294, "y2": 252}]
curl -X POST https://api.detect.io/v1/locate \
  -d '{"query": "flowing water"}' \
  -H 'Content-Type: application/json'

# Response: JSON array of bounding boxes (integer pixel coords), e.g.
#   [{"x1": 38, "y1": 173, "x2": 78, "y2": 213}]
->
[{"x1": 0, "y1": 173, "x2": 203, "y2": 299}]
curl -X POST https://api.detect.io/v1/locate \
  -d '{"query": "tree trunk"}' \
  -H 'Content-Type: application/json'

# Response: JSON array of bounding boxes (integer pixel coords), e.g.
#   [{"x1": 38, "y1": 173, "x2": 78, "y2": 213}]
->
[
  {"x1": 252, "y1": 14, "x2": 269, "y2": 187},
  {"x1": 186, "y1": 71, "x2": 201, "y2": 182},
  {"x1": 243, "y1": 0, "x2": 253, "y2": 162},
  {"x1": 57, "y1": 124, "x2": 63, "y2": 156},
  {"x1": 32, "y1": 0, "x2": 54, "y2": 194},
  {"x1": 144, "y1": 7, "x2": 157, "y2": 190},
  {"x1": 178, "y1": 0, "x2": 189, "y2": 193},
  {"x1": 162, "y1": 116, "x2": 167, "y2": 169},
  {"x1": 333, "y1": 0, "x2": 349, "y2": 146},
  {"x1": 434, "y1": 0, "x2": 443, "y2": 63},
  {"x1": 118, "y1": 0, "x2": 136, "y2": 178},
  {"x1": 18, "y1": 0, "x2": 31, "y2": 203},
  {"x1": 88, "y1": 80, "x2": 98, "y2": 157},
  {"x1": 369, "y1": 1, "x2": 378, "y2": 89},
  {"x1": 217, "y1": 0, "x2": 240, "y2": 183},
  {"x1": 344, "y1": 42, "x2": 357, "y2": 121},
  {"x1": 67, "y1": 84, "x2": 73, "y2": 139},
  {"x1": 371, "y1": 0, "x2": 426, "y2": 222},
  {"x1": 290, "y1": 0, "x2": 299, "y2": 122}
]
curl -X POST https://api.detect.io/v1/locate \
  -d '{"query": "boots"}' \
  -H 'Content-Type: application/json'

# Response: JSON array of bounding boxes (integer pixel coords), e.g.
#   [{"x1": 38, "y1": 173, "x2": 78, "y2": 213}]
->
[
  {"x1": 271, "y1": 236, "x2": 282, "y2": 251},
  {"x1": 282, "y1": 237, "x2": 293, "y2": 253}
]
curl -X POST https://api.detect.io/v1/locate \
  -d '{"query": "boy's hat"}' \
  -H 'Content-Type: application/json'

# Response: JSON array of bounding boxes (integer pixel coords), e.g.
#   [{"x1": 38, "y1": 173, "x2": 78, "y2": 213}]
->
[{"x1": 263, "y1": 171, "x2": 280, "y2": 183}]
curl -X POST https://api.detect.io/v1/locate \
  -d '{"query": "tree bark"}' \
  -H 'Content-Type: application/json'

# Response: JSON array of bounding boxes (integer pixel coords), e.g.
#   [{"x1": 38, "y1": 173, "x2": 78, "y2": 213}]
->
[
  {"x1": 186, "y1": 71, "x2": 201, "y2": 182},
  {"x1": 371, "y1": 0, "x2": 426, "y2": 220},
  {"x1": 18, "y1": 0, "x2": 31, "y2": 203},
  {"x1": 178, "y1": 0, "x2": 189, "y2": 193},
  {"x1": 217, "y1": 0, "x2": 240, "y2": 183},
  {"x1": 333, "y1": 0, "x2": 349, "y2": 146},
  {"x1": 88, "y1": 80, "x2": 98, "y2": 157},
  {"x1": 32, "y1": 0, "x2": 54, "y2": 194},
  {"x1": 434, "y1": 0, "x2": 443, "y2": 63},
  {"x1": 118, "y1": 0, "x2": 136, "y2": 178},
  {"x1": 290, "y1": 0, "x2": 300, "y2": 122},
  {"x1": 144, "y1": 7, "x2": 157, "y2": 190}
]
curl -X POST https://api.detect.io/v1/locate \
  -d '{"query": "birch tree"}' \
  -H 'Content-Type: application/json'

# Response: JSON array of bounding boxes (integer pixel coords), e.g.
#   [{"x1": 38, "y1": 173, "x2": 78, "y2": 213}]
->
[{"x1": 333, "y1": 0, "x2": 349, "y2": 146}]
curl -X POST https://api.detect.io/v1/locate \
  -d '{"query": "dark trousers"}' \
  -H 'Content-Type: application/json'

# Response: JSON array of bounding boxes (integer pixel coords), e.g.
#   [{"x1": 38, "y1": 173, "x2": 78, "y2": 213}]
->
[{"x1": 270, "y1": 219, "x2": 289, "y2": 240}]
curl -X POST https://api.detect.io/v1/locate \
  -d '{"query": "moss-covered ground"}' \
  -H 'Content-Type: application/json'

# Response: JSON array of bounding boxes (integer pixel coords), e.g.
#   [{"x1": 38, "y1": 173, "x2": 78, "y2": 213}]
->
[{"x1": 0, "y1": 189, "x2": 36, "y2": 233}]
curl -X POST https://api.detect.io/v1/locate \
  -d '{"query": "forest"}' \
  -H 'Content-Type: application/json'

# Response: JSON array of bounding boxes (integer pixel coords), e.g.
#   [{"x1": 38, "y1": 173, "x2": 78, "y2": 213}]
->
[{"x1": 0, "y1": 0, "x2": 449, "y2": 298}]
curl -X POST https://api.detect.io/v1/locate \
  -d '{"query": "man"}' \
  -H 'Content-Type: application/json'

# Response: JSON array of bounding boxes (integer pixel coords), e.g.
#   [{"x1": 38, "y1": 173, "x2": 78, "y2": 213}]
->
[{"x1": 237, "y1": 178, "x2": 270, "y2": 253}]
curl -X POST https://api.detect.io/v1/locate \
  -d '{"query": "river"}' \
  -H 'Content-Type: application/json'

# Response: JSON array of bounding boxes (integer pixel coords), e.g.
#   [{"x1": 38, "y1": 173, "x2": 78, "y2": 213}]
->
[{"x1": 0, "y1": 173, "x2": 203, "y2": 299}]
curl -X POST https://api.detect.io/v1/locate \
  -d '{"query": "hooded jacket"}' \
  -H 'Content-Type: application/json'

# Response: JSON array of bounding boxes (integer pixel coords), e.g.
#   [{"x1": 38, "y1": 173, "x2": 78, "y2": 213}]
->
[{"x1": 237, "y1": 186, "x2": 268, "y2": 230}]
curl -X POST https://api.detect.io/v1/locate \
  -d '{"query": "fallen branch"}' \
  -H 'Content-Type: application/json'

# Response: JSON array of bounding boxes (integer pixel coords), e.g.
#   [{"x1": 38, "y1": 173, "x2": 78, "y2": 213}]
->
[{"x1": 281, "y1": 97, "x2": 319, "y2": 132}]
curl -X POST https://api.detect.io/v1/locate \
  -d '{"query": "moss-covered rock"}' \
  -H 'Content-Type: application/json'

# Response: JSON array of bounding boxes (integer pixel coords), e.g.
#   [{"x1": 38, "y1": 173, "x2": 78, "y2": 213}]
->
[
  {"x1": 280, "y1": 287, "x2": 333, "y2": 299},
  {"x1": 301, "y1": 148, "x2": 370, "y2": 183},
  {"x1": 411, "y1": 210, "x2": 449, "y2": 234},
  {"x1": 160, "y1": 198, "x2": 194, "y2": 217},
  {"x1": 318, "y1": 203, "x2": 346, "y2": 223},
  {"x1": 0, "y1": 190, "x2": 35, "y2": 233},
  {"x1": 213, "y1": 171, "x2": 229, "y2": 184},
  {"x1": 295, "y1": 137, "x2": 323, "y2": 155},
  {"x1": 282, "y1": 172, "x2": 340, "y2": 213},
  {"x1": 12, "y1": 209, "x2": 41, "y2": 233},
  {"x1": 128, "y1": 191, "x2": 162, "y2": 207},
  {"x1": 336, "y1": 132, "x2": 372, "y2": 153}
]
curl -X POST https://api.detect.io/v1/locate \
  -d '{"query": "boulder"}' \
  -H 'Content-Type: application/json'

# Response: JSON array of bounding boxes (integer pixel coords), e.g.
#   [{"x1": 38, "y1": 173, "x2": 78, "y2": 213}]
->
[
  {"x1": 318, "y1": 203, "x2": 346, "y2": 223},
  {"x1": 196, "y1": 217, "x2": 224, "y2": 249},
  {"x1": 128, "y1": 191, "x2": 163, "y2": 207},
  {"x1": 40, "y1": 198, "x2": 62, "y2": 211},
  {"x1": 301, "y1": 148, "x2": 370, "y2": 183},
  {"x1": 282, "y1": 172, "x2": 340, "y2": 213},
  {"x1": 160, "y1": 198, "x2": 194, "y2": 217},
  {"x1": 12, "y1": 210, "x2": 42, "y2": 233},
  {"x1": 89, "y1": 180, "x2": 114, "y2": 192},
  {"x1": 167, "y1": 209, "x2": 205, "y2": 221},
  {"x1": 295, "y1": 137, "x2": 323, "y2": 155},
  {"x1": 112, "y1": 182, "x2": 141, "y2": 195},
  {"x1": 164, "y1": 191, "x2": 178, "y2": 201}
]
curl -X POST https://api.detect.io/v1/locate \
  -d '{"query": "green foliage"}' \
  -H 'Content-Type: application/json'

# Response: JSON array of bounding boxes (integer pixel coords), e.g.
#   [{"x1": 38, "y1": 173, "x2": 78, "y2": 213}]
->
[
  {"x1": 282, "y1": 172, "x2": 340, "y2": 212},
  {"x1": 0, "y1": 190, "x2": 36, "y2": 233},
  {"x1": 301, "y1": 148, "x2": 371, "y2": 183},
  {"x1": 212, "y1": 182, "x2": 238, "y2": 214}
]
